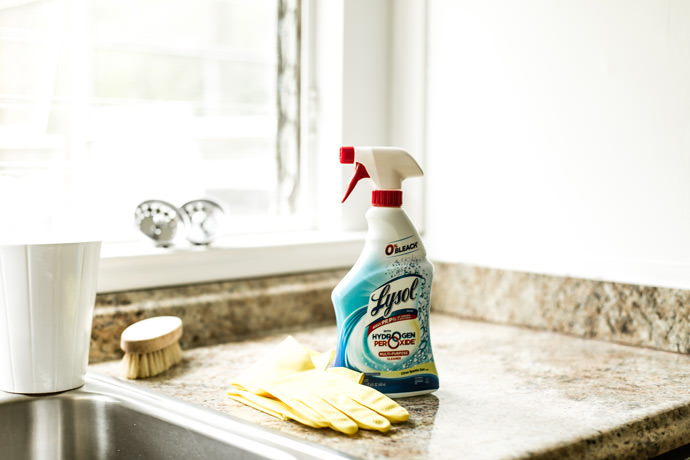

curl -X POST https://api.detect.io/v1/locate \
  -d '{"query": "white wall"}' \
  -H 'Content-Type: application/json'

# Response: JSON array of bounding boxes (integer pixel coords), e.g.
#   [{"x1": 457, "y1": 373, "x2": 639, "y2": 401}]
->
[
  {"x1": 310, "y1": 0, "x2": 392, "y2": 232},
  {"x1": 424, "y1": 0, "x2": 690, "y2": 289},
  {"x1": 321, "y1": 0, "x2": 427, "y2": 232},
  {"x1": 339, "y1": 0, "x2": 393, "y2": 230}
]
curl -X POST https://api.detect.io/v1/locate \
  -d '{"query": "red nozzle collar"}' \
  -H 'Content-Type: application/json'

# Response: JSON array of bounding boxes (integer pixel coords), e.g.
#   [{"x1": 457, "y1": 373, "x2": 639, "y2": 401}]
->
[{"x1": 372, "y1": 190, "x2": 402, "y2": 207}]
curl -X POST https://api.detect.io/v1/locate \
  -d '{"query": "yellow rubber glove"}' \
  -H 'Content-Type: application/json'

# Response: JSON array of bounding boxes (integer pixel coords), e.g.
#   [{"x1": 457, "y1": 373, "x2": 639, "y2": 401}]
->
[
  {"x1": 231, "y1": 336, "x2": 330, "y2": 395},
  {"x1": 227, "y1": 336, "x2": 409, "y2": 435},
  {"x1": 227, "y1": 387, "x2": 329, "y2": 429},
  {"x1": 262, "y1": 367, "x2": 409, "y2": 434},
  {"x1": 227, "y1": 367, "x2": 365, "y2": 429},
  {"x1": 228, "y1": 336, "x2": 337, "y2": 426}
]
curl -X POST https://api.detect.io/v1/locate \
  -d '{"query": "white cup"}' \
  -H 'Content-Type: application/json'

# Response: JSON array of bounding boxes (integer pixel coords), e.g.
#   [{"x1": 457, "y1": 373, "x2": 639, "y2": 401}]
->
[{"x1": 0, "y1": 241, "x2": 101, "y2": 394}]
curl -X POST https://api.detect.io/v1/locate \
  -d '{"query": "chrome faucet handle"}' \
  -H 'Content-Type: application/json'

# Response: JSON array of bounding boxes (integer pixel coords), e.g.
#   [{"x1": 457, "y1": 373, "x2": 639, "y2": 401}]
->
[
  {"x1": 134, "y1": 200, "x2": 187, "y2": 247},
  {"x1": 180, "y1": 199, "x2": 225, "y2": 245}
]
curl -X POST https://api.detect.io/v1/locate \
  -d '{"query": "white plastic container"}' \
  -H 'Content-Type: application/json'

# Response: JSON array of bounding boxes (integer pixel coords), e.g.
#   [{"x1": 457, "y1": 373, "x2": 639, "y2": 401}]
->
[{"x1": 0, "y1": 241, "x2": 101, "y2": 394}]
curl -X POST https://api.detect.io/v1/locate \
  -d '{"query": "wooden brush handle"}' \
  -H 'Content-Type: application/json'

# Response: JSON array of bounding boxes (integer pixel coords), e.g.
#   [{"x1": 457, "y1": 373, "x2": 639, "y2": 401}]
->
[{"x1": 120, "y1": 316, "x2": 183, "y2": 354}]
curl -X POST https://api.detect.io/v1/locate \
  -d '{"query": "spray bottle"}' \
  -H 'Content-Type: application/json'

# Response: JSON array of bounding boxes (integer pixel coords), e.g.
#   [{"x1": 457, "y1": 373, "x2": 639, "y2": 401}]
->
[{"x1": 332, "y1": 146, "x2": 439, "y2": 397}]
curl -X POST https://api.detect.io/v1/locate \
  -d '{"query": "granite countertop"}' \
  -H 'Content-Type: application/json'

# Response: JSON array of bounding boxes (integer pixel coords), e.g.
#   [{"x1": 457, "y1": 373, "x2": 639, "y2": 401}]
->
[{"x1": 90, "y1": 314, "x2": 690, "y2": 460}]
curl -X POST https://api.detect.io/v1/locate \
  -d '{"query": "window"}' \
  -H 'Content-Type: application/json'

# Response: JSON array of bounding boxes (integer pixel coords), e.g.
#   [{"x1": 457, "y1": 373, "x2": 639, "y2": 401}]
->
[
  {"x1": 0, "y1": 0, "x2": 304, "y2": 242},
  {"x1": 0, "y1": 1, "x2": 412, "y2": 291}
]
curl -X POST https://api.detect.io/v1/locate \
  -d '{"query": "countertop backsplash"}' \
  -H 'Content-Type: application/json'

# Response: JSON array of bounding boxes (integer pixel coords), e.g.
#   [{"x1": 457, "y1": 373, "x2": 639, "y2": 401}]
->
[
  {"x1": 432, "y1": 262, "x2": 690, "y2": 354},
  {"x1": 90, "y1": 269, "x2": 347, "y2": 363},
  {"x1": 90, "y1": 261, "x2": 690, "y2": 364}
]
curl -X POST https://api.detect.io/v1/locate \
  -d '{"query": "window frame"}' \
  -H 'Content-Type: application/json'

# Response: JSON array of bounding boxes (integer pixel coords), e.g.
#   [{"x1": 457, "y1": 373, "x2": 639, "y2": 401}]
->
[
  {"x1": 95, "y1": 0, "x2": 428, "y2": 292},
  {"x1": 97, "y1": 231, "x2": 365, "y2": 292},
  {"x1": 94, "y1": 0, "x2": 355, "y2": 292}
]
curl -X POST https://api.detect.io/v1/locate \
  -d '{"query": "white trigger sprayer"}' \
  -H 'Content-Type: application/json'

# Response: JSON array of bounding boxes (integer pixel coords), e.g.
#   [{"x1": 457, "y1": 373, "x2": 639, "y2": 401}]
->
[{"x1": 339, "y1": 146, "x2": 423, "y2": 207}]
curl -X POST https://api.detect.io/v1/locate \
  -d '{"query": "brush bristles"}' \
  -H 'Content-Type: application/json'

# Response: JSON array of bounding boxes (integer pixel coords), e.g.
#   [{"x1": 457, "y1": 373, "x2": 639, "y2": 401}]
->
[{"x1": 121, "y1": 341, "x2": 182, "y2": 379}]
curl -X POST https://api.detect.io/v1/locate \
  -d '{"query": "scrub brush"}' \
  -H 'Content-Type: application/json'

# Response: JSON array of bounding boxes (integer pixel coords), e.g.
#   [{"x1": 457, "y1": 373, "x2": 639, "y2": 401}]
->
[{"x1": 120, "y1": 316, "x2": 183, "y2": 379}]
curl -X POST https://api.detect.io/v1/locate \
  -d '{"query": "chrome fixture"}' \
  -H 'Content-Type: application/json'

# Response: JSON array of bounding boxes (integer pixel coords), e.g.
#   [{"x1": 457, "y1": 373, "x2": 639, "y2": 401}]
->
[
  {"x1": 180, "y1": 199, "x2": 225, "y2": 245},
  {"x1": 134, "y1": 200, "x2": 188, "y2": 247}
]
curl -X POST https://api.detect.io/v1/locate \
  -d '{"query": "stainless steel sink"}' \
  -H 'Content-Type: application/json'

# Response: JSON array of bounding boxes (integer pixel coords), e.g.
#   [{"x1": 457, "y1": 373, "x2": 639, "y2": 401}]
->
[{"x1": 0, "y1": 372, "x2": 353, "y2": 460}]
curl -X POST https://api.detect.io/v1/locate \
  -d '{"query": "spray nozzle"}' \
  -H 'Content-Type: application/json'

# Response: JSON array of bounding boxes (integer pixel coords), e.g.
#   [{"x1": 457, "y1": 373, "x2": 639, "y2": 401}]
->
[
  {"x1": 340, "y1": 146, "x2": 356, "y2": 164},
  {"x1": 341, "y1": 162, "x2": 370, "y2": 203},
  {"x1": 339, "y1": 146, "x2": 423, "y2": 207}
]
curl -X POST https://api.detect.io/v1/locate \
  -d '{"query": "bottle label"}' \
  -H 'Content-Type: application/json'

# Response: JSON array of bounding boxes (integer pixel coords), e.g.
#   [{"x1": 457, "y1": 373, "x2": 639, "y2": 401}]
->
[
  {"x1": 333, "y1": 253, "x2": 439, "y2": 395},
  {"x1": 366, "y1": 275, "x2": 422, "y2": 364}
]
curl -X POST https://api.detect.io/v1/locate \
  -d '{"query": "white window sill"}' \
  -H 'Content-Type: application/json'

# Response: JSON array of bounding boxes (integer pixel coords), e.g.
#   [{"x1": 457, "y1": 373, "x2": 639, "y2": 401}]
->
[{"x1": 97, "y1": 231, "x2": 364, "y2": 293}]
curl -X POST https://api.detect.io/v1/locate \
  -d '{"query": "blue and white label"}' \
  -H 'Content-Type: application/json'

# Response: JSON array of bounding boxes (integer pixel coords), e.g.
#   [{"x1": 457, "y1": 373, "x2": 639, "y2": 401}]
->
[
  {"x1": 332, "y1": 246, "x2": 439, "y2": 396},
  {"x1": 366, "y1": 275, "x2": 422, "y2": 365}
]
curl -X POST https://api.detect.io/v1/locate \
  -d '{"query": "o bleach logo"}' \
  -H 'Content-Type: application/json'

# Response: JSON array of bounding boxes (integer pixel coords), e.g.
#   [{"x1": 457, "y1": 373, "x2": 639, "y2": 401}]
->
[{"x1": 384, "y1": 240, "x2": 418, "y2": 257}]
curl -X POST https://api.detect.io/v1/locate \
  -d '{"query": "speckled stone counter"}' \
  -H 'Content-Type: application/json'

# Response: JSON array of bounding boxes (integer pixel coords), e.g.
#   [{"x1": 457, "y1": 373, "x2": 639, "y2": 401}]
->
[
  {"x1": 433, "y1": 263, "x2": 690, "y2": 354},
  {"x1": 90, "y1": 314, "x2": 690, "y2": 460}
]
